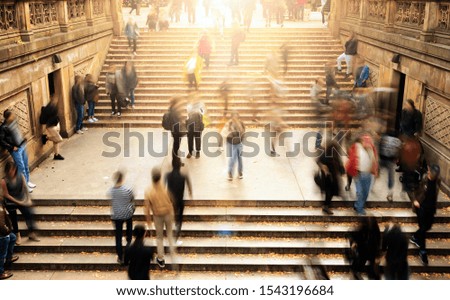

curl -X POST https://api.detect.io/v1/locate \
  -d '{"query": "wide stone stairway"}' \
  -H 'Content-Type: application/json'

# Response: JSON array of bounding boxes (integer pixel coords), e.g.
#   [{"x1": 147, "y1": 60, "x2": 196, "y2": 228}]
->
[
  {"x1": 11, "y1": 28, "x2": 450, "y2": 280},
  {"x1": 90, "y1": 28, "x2": 354, "y2": 128},
  {"x1": 12, "y1": 196, "x2": 450, "y2": 279}
]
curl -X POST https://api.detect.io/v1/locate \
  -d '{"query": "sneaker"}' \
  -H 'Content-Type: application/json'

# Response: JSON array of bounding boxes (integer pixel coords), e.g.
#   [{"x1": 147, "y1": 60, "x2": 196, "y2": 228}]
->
[
  {"x1": 54, "y1": 154, "x2": 65, "y2": 160},
  {"x1": 386, "y1": 194, "x2": 393, "y2": 202},
  {"x1": 195, "y1": 151, "x2": 200, "y2": 159},
  {"x1": 176, "y1": 240, "x2": 183, "y2": 246},
  {"x1": 238, "y1": 172, "x2": 243, "y2": 179},
  {"x1": 117, "y1": 257, "x2": 124, "y2": 265},
  {"x1": 156, "y1": 258, "x2": 165, "y2": 268},
  {"x1": 419, "y1": 251, "x2": 428, "y2": 265},
  {"x1": 322, "y1": 207, "x2": 334, "y2": 215},
  {"x1": 27, "y1": 182, "x2": 37, "y2": 188},
  {"x1": 131, "y1": 105, "x2": 135, "y2": 109},
  {"x1": 410, "y1": 236, "x2": 420, "y2": 248},
  {"x1": 336, "y1": 67, "x2": 342, "y2": 73},
  {"x1": 93, "y1": 117, "x2": 99, "y2": 122},
  {"x1": 186, "y1": 153, "x2": 192, "y2": 159},
  {"x1": 76, "y1": 130, "x2": 84, "y2": 134},
  {"x1": 133, "y1": 51, "x2": 137, "y2": 56},
  {"x1": 88, "y1": 118, "x2": 95, "y2": 123},
  {"x1": 0, "y1": 272, "x2": 13, "y2": 280},
  {"x1": 117, "y1": 112, "x2": 121, "y2": 117},
  {"x1": 228, "y1": 173, "x2": 233, "y2": 181},
  {"x1": 5, "y1": 255, "x2": 19, "y2": 267},
  {"x1": 81, "y1": 127, "x2": 88, "y2": 131},
  {"x1": 111, "y1": 111, "x2": 116, "y2": 116},
  {"x1": 270, "y1": 151, "x2": 280, "y2": 157}
]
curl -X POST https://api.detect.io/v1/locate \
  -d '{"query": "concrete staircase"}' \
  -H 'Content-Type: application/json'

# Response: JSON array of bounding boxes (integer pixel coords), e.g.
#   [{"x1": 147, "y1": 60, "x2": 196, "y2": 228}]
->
[
  {"x1": 12, "y1": 197, "x2": 450, "y2": 279},
  {"x1": 89, "y1": 28, "x2": 354, "y2": 128}
]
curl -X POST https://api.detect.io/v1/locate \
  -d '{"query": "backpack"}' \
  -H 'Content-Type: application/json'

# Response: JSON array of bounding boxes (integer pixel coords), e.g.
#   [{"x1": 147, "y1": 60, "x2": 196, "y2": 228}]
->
[
  {"x1": 162, "y1": 111, "x2": 172, "y2": 130},
  {"x1": 118, "y1": 97, "x2": 130, "y2": 108}
]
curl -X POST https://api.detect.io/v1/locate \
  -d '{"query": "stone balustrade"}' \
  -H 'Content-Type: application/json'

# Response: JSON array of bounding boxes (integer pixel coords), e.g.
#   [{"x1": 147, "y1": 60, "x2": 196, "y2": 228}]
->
[
  {"x1": 336, "y1": 0, "x2": 450, "y2": 43},
  {"x1": 0, "y1": 0, "x2": 113, "y2": 45}
]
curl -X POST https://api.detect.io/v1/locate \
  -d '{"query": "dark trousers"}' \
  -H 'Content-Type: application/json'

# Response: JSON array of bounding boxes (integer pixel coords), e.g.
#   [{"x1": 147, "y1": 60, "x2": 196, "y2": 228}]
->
[
  {"x1": 113, "y1": 218, "x2": 133, "y2": 261},
  {"x1": 7, "y1": 205, "x2": 35, "y2": 234},
  {"x1": 188, "y1": 130, "x2": 201, "y2": 154},
  {"x1": 128, "y1": 38, "x2": 137, "y2": 53},
  {"x1": 414, "y1": 210, "x2": 434, "y2": 251},
  {"x1": 172, "y1": 133, "x2": 185, "y2": 157},
  {"x1": 174, "y1": 200, "x2": 184, "y2": 241},
  {"x1": 384, "y1": 261, "x2": 409, "y2": 280},
  {"x1": 110, "y1": 93, "x2": 122, "y2": 114},
  {"x1": 324, "y1": 188, "x2": 333, "y2": 207}
]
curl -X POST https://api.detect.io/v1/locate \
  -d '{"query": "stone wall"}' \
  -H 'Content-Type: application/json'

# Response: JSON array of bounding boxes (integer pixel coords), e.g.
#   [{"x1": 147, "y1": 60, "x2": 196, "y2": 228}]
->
[
  {"x1": 0, "y1": 0, "x2": 122, "y2": 170},
  {"x1": 330, "y1": 0, "x2": 450, "y2": 193}
]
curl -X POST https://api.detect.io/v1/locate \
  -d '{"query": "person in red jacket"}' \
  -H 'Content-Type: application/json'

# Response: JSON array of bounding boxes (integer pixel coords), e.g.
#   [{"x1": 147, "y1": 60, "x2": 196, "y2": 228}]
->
[
  {"x1": 198, "y1": 31, "x2": 212, "y2": 69},
  {"x1": 346, "y1": 134, "x2": 378, "y2": 215}
]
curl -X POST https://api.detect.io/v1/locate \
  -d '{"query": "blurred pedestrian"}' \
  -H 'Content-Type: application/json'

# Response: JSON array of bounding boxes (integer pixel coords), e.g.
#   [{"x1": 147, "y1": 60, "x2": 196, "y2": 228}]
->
[
  {"x1": 280, "y1": 42, "x2": 291, "y2": 75},
  {"x1": 354, "y1": 58, "x2": 370, "y2": 88},
  {"x1": 84, "y1": 74, "x2": 99, "y2": 123},
  {"x1": 198, "y1": 30, "x2": 213, "y2": 69},
  {"x1": 382, "y1": 220, "x2": 409, "y2": 279},
  {"x1": 184, "y1": 52, "x2": 203, "y2": 91},
  {"x1": 105, "y1": 66, "x2": 122, "y2": 117},
  {"x1": 125, "y1": 225, "x2": 155, "y2": 280},
  {"x1": 144, "y1": 167, "x2": 176, "y2": 268},
  {"x1": 186, "y1": 0, "x2": 197, "y2": 24},
  {"x1": 336, "y1": 32, "x2": 358, "y2": 78},
  {"x1": 317, "y1": 141, "x2": 344, "y2": 215},
  {"x1": 321, "y1": 0, "x2": 331, "y2": 26},
  {"x1": 0, "y1": 110, "x2": 37, "y2": 190},
  {"x1": 71, "y1": 75, "x2": 86, "y2": 134},
  {"x1": 400, "y1": 99, "x2": 423, "y2": 138},
  {"x1": 123, "y1": 61, "x2": 139, "y2": 109},
  {"x1": 274, "y1": 0, "x2": 287, "y2": 27},
  {"x1": 225, "y1": 112, "x2": 245, "y2": 181},
  {"x1": 243, "y1": 0, "x2": 257, "y2": 32},
  {"x1": 186, "y1": 99, "x2": 204, "y2": 159},
  {"x1": 40, "y1": 97, "x2": 65, "y2": 160},
  {"x1": 219, "y1": 78, "x2": 231, "y2": 116},
  {"x1": 125, "y1": 17, "x2": 139, "y2": 56},
  {"x1": 166, "y1": 97, "x2": 187, "y2": 158},
  {"x1": 347, "y1": 216, "x2": 381, "y2": 279},
  {"x1": 379, "y1": 131, "x2": 401, "y2": 201},
  {"x1": 0, "y1": 201, "x2": 18, "y2": 280},
  {"x1": 229, "y1": 22, "x2": 246, "y2": 66},
  {"x1": 325, "y1": 64, "x2": 339, "y2": 104},
  {"x1": 109, "y1": 170, "x2": 135, "y2": 265},
  {"x1": 410, "y1": 164, "x2": 440, "y2": 265},
  {"x1": 146, "y1": 6, "x2": 158, "y2": 31},
  {"x1": 166, "y1": 157, "x2": 193, "y2": 243},
  {"x1": 1, "y1": 161, "x2": 39, "y2": 243},
  {"x1": 346, "y1": 134, "x2": 378, "y2": 215}
]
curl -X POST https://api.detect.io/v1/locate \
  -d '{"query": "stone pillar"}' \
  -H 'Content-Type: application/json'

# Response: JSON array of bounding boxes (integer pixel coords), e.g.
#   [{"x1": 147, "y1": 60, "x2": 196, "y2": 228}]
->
[
  {"x1": 110, "y1": 0, "x2": 124, "y2": 36},
  {"x1": 57, "y1": 65, "x2": 76, "y2": 137},
  {"x1": 421, "y1": 2, "x2": 439, "y2": 42},
  {"x1": 16, "y1": 1, "x2": 34, "y2": 42},
  {"x1": 384, "y1": 0, "x2": 396, "y2": 33},
  {"x1": 105, "y1": 0, "x2": 112, "y2": 21},
  {"x1": 86, "y1": 0, "x2": 94, "y2": 26},
  {"x1": 359, "y1": 0, "x2": 369, "y2": 26},
  {"x1": 58, "y1": 0, "x2": 70, "y2": 32},
  {"x1": 329, "y1": 0, "x2": 344, "y2": 38}
]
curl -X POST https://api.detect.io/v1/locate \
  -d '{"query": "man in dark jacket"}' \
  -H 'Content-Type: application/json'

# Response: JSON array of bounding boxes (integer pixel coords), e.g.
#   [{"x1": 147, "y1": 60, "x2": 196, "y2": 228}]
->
[
  {"x1": 186, "y1": 109, "x2": 204, "y2": 159},
  {"x1": 72, "y1": 75, "x2": 86, "y2": 134},
  {"x1": 410, "y1": 164, "x2": 440, "y2": 265},
  {"x1": 41, "y1": 99, "x2": 64, "y2": 160},
  {"x1": 400, "y1": 99, "x2": 423, "y2": 138},
  {"x1": 382, "y1": 221, "x2": 409, "y2": 279},
  {"x1": 125, "y1": 225, "x2": 155, "y2": 280},
  {"x1": 165, "y1": 157, "x2": 192, "y2": 243},
  {"x1": 0, "y1": 202, "x2": 18, "y2": 280},
  {"x1": 336, "y1": 32, "x2": 358, "y2": 78},
  {"x1": 168, "y1": 97, "x2": 187, "y2": 158},
  {"x1": 0, "y1": 110, "x2": 36, "y2": 191}
]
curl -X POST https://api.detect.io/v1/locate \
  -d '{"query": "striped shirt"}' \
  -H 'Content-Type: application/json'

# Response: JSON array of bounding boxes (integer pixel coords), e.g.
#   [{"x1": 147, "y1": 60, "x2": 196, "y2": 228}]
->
[{"x1": 109, "y1": 185, "x2": 135, "y2": 220}]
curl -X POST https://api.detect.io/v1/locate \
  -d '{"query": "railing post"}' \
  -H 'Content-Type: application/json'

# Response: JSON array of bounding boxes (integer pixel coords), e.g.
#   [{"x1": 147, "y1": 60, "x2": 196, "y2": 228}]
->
[
  {"x1": 16, "y1": 0, "x2": 34, "y2": 42},
  {"x1": 384, "y1": 0, "x2": 396, "y2": 33},
  {"x1": 86, "y1": 0, "x2": 94, "y2": 26},
  {"x1": 58, "y1": 0, "x2": 70, "y2": 32},
  {"x1": 421, "y1": 1, "x2": 439, "y2": 42}
]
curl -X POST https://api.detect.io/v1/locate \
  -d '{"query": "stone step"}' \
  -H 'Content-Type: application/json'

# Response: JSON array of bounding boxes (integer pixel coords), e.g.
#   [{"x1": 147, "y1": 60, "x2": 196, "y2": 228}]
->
[
  {"x1": 31, "y1": 197, "x2": 450, "y2": 209},
  {"x1": 26, "y1": 206, "x2": 450, "y2": 223},
  {"x1": 14, "y1": 236, "x2": 450, "y2": 256},
  {"x1": 10, "y1": 253, "x2": 450, "y2": 273},
  {"x1": 18, "y1": 221, "x2": 450, "y2": 239}
]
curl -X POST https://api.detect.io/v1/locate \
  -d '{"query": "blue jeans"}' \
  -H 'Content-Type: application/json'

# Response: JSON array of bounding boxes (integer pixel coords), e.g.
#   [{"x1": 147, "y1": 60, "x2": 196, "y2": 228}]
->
[
  {"x1": 10, "y1": 144, "x2": 30, "y2": 183},
  {"x1": 88, "y1": 101, "x2": 95, "y2": 117},
  {"x1": 0, "y1": 233, "x2": 16, "y2": 274},
  {"x1": 227, "y1": 142, "x2": 243, "y2": 175},
  {"x1": 380, "y1": 159, "x2": 395, "y2": 190},
  {"x1": 75, "y1": 103, "x2": 85, "y2": 131},
  {"x1": 129, "y1": 89, "x2": 135, "y2": 106},
  {"x1": 354, "y1": 172, "x2": 373, "y2": 214}
]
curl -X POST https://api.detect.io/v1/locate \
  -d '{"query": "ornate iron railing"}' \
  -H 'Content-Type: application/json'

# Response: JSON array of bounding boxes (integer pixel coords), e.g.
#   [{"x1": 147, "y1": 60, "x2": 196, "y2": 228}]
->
[
  {"x1": 68, "y1": 0, "x2": 86, "y2": 20},
  {"x1": 29, "y1": 1, "x2": 58, "y2": 27},
  {"x1": 0, "y1": 2, "x2": 18, "y2": 31},
  {"x1": 394, "y1": 1, "x2": 425, "y2": 28}
]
